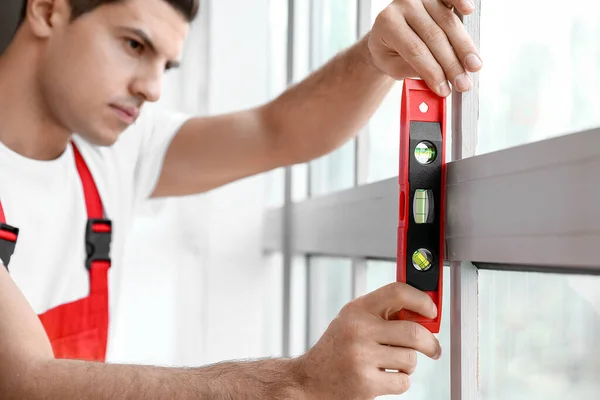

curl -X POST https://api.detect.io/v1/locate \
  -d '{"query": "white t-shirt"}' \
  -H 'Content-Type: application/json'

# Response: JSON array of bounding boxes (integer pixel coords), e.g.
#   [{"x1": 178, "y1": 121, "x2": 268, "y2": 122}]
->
[{"x1": 0, "y1": 105, "x2": 189, "y2": 349}]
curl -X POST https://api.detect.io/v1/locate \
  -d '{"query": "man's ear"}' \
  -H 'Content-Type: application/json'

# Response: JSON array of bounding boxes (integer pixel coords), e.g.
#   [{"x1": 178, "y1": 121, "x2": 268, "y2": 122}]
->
[{"x1": 24, "y1": 0, "x2": 71, "y2": 38}]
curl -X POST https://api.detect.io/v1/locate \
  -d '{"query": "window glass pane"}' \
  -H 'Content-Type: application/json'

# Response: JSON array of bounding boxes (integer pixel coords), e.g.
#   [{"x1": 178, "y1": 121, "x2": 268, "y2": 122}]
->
[
  {"x1": 308, "y1": 257, "x2": 353, "y2": 346},
  {"x1": 290, "y1": 256, "x2": 308, "y2": 356},
  {"x1": 480, "y1": 270, "x2": 600, "y2": 399},
  {"x1": 289, "y1": 1, "x2": 311, "y2": 202},
  {"x1": 265, "y1": 165, "x2": 307, "y2": 207},
  {"x1": 309, "y1": 0, "x2": 357, "y2": 196},
  {"x1": 266, "y1": 167, "x2": 285, "y2": 207},
  {"x1": 371, "y1": 0, "x2": 392, "y2": 13},
  {"x1": 264, "y1": 0, "x2": 289, "y2": 207},
  {"x1": 310, "y1": 144, "x2": 355, "y2": 196},
  {"x1": 478, "y1": 0, "x2": 600, "y2": 155},
  {"x1": 263, "y1": 252, "x2": 284, "y2": 356},
  {"x1": 363, "y1": 261, "x2": 451, "y2": 400},
  {"x1": 292, "y1": 0, "x2": 311, "y2": 83},
  {"x1": 267, "y1": 0, "x2": 289, "y2": 98},
  {"x1": 313, "y1": 0, "x2": 358, "y2": 66},
  {"x1": 292, "y1": 163, "x2": 308, "y2": 202}
]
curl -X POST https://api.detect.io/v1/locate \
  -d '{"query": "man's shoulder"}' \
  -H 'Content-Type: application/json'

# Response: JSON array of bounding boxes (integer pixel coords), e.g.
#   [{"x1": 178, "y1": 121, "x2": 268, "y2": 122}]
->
[
  {"x1": 71, "y1": 106, "x2": 192, "y2": 204},
  {"x1": 131, "y1": 105, "x2": 192, "y2": 140}
]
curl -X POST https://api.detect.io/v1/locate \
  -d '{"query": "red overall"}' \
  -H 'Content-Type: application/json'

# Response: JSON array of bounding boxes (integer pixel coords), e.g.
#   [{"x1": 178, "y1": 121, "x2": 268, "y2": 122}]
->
[{"x1": 0, "y1": 143, "x2": 112, "y2": 362}]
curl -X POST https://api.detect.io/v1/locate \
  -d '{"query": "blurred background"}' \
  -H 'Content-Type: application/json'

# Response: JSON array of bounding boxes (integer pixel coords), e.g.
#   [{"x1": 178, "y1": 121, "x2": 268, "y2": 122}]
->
[{"x1": 2, "y1": 0, "x2": 600, "y2": 399}]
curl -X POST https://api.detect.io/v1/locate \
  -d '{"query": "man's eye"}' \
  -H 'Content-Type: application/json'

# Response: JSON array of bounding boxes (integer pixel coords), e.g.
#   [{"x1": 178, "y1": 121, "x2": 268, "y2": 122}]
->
[{"x1": 127, "y1": 39, "x2": 144, "y2": 52}]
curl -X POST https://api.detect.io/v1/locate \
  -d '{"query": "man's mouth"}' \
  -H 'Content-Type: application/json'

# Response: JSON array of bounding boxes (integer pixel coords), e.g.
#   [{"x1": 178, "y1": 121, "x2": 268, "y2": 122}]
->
[{"x1": 109, "y1": 104, "x2": 140, "y2": 124}]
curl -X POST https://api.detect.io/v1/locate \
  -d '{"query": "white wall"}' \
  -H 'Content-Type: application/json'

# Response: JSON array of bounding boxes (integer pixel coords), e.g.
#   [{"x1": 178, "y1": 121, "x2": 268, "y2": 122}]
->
[{"x1": 109, "y1": 0, "x2": 283, "y2": 366}]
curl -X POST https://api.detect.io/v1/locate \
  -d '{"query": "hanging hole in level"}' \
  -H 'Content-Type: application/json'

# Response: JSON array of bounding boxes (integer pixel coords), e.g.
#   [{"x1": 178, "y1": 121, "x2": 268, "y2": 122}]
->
[{"x1": 419, "y1": 102, "x2": 429, "y2": 113}]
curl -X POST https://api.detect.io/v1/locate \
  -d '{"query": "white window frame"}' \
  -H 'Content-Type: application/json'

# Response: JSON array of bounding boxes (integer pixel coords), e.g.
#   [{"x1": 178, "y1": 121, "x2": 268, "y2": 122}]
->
[{"x1": 266, "y1": 0, "x2": 600, "y2": 397}]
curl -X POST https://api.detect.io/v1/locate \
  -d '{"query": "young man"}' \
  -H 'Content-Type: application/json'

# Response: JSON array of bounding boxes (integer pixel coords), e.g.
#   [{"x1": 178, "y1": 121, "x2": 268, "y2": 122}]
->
[{"x1": 0, "y1": 0, "x2": 481, "y2": 397}]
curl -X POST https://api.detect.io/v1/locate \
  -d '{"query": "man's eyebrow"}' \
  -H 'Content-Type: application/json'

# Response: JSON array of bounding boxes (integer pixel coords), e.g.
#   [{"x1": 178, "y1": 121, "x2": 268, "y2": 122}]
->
[
  {"x1": 122, "y1": 27, "x2": 156, "y2": 52},
  {"x1": 121, "y1": 27, "x2": 181, "y2": 70}
]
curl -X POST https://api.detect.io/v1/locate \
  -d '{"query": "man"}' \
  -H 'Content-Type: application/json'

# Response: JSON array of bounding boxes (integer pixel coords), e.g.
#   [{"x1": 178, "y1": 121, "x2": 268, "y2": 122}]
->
[{"x1": 0, "y1": 0, "x2": 481, "y2": 397}]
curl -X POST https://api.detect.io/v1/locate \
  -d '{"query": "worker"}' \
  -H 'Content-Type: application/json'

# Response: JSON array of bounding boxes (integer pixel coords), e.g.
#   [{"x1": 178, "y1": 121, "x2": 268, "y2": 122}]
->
[{"x1": 0, "y1": 0, "x2": 481, "y2": 397}]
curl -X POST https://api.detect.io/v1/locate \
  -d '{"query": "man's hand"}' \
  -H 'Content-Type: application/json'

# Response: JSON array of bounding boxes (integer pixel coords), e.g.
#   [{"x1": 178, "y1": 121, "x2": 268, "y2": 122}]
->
[
  {"x1": 295, "y1": 282, "x2": 441, "y2": 399},
  {"x1": 369, "y1": 0, "x2": 482, "y2": 97}
]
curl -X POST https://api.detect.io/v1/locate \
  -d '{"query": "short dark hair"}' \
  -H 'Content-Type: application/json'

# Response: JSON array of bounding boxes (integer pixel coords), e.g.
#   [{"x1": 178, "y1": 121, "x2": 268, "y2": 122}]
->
[{"x1": 19, "y1": 0, "x2": 199, "y2": 25}]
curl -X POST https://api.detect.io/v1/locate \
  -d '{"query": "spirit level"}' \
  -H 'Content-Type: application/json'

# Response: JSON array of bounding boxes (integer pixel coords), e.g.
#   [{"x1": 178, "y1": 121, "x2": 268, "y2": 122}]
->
[{"x1": 397, "y1": 78, "x2": 446, "y2": 333}]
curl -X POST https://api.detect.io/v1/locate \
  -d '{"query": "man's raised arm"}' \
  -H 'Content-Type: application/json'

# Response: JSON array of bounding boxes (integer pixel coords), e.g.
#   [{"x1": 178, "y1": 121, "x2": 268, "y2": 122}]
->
[{"x1": 152, "y1": 0, "x2": 481, "y2": 198}]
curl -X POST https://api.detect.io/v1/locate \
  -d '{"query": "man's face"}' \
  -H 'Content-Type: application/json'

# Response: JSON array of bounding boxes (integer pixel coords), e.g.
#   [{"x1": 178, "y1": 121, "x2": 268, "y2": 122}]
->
[{"x1": 39, "y1": 0, "x2": 189, "y2": 145}]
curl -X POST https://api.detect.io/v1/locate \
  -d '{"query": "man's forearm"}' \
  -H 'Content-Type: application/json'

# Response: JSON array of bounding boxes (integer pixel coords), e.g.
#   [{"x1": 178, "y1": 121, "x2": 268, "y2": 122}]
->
[
  {"x1": 265, "y1": 32, "x2": 395, "y2": 165},
  {"x1": 8, "y1": 357, "x2": 305, "y2": 399}
]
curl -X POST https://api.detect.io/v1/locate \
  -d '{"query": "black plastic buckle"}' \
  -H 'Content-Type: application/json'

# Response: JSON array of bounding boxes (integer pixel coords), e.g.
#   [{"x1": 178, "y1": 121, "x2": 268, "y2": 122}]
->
[
  {"x1": 0, "y1": 223, "x2": 19, "y2": 271},
  {"x1": 85, "y1": 219, "x2": 112, "y2": 270}
]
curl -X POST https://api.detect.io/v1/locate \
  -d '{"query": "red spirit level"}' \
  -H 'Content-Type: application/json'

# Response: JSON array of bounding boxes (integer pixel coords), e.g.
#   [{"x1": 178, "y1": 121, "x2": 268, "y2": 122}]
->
[{"x1": 397, "y1": 78, "x2": 446, "y2": 334}]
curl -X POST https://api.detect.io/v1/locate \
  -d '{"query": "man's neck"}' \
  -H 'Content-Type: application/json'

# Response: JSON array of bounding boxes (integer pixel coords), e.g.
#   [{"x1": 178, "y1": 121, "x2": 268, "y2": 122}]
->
[{"x1": 0, "y1": 39, "x2": 71, "y2": 161}]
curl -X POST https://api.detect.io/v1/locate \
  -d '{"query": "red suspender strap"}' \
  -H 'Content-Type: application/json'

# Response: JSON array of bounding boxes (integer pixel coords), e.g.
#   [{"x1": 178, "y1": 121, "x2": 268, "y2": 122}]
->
[
  {"x1": 72, "y1": 144, "x2": 103, "y2": 220},
  {"x1": 39, "y1": 142, "x2": 112, "y2": 362},
  {"x1": 0, "y1": 201, "x2": 17, "y2": 241},
  {"x1": 72, "y1": 141, "x2": 111, "y2": 282},
  {"x1": 0, "y1": 201, "x2": 19, "y2": 267}
]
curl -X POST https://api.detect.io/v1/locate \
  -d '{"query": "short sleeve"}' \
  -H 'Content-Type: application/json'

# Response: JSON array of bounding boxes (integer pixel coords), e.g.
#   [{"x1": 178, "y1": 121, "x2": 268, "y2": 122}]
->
[{"x1": 121, "y1": 105, "x2": 191, "y2": 205}]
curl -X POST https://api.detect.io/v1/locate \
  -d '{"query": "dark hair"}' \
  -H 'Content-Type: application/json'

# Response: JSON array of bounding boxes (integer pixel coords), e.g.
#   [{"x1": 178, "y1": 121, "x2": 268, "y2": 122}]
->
[{"x1": 19, "y1": 0, "x2": 199, "y2": 25}]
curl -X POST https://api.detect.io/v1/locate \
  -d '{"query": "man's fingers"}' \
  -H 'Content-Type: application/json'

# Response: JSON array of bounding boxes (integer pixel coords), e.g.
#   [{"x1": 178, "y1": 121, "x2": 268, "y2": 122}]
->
[
  {"x1": 357, "y1": 282, "x2": 438, "y2": 320},
  {"x1": 375, "y1": 320, "x2": 442, "y2": 360},
  {"x1": 424, "y1": 0, "x2": 482, "y2": 73},
  {"x1": 439, "y1": 0, "x2": 475, "y2": 15},
  {"x1": 405, "y1": 2, "x2": 471, "y2": 92},
  {"x1": 380, "y1": 16, "x2": 451, "y2": 96},
  {"x1": 374, "y1": 345, "x2": 419, "y2": 374},
  {"x1": 372, "y1": 0, "x2": 481, "y2": 94},
  {"x1": 373, "y1": 370, "x2": 412, "y2": 396}
]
